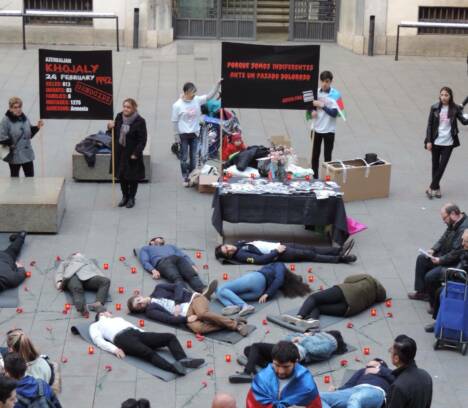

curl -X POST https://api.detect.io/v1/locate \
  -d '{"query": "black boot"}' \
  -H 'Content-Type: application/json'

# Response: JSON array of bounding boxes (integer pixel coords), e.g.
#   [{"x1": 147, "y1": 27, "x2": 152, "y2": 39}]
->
[
  {"x1": 126, "y1": 198, "x2": 135, "y2": 208},
  {"x1": 118, "y1": 196, "x2": 128, "y2": 207},
  {"x1": 179, "y1": 358, "x2": 205, "y2": 369}
]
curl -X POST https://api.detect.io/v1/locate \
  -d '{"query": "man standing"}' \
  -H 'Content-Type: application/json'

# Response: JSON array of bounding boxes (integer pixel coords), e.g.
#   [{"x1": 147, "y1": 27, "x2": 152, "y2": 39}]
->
[
  {"x1": 0, "y1": 231, "x2": 27, "y2": 293},
  {"x1": 309, "y1": 70, "x2": 343, "y2": 179},
  {"x1": 139, "y1": 236, "x2": 210, "y2": 293},
  {"x1": 246, "y1": 341, "x2": 322, "y2": 408},
  {"x1": 408, "y1": 203, "x2": 468, "y2": 302},
  {"x1": 387, "y1": 335, "x2": 432, "y2": 408},
  {"x1": 127, "y1": 282, "x2": 250, "y2": 336}
]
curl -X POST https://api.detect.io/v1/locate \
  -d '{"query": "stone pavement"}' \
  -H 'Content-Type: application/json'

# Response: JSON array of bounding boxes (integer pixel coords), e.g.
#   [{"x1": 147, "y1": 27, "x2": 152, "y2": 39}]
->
[{"x1": 0, "y1": 40, "x2": 467, "y2": 407}]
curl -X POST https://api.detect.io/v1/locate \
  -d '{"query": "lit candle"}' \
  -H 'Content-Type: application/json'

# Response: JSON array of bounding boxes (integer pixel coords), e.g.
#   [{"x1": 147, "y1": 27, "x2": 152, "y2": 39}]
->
[
  {"x1": 287, "y1": 173, "x2": 292, "y2": 181},
  {"x1": 347, "y1": 322, "x2": 354, "y2": 329},
  {"x1": 371, "y1": 308, "x2": 377, "y2": 317},
  {"x1": 223, "y1": 176, "x2": 228, "y2": 182},
  {"x1": 103, "y1": 263, "x2": 109, "y2": 270},
  {"x1": 305, "y1": 175, "x2": 311, "y2": 181},
  {"x1": 88, "y1": 346, "x2": 94, "y2": 355},
  {"x1": 340, "y1": 359, "x2": 348, "y2": 367},
  {"x1": 186, "y1": 340, "x2": 192, "y2": 349},
  {"x1": 115, "y1": 303, "x2": 121, "y2": 311},
  {"x1": 25, "y1": 271, "x2": 32, "y2": 278},
  {"x1": 262, "y1": 319, "x2": 268, "y2": 325},
  {"x1": 308, "y1": 275, "x2": 315, "y2": 283},
  {"x1": 16, "y1": 307, "x2": 23, "y2": 314},
  {"x1": 385, "y1": 299, "x2": 392, "y2": 308},
  {"x1": 65, "y1": 303, "x2": 71, "y2": 311},
  {"x1": 324, "y1": 375, "x2": 331, "y2": 384},
  {"x1": 223, "y1": 273, "x2": 229, "y2": 280},
  {"x1": 130, "y1": 267, "x2": 137, "y2": 274},
  {"x1": 307, "y1": 267, "x2": 313, "y2": 273},
  {"x1": 139, "y1": 319, "x2": 145, "y2": 327},
  {"x1": 195, "y1": 251, "x2": 202, "y2": 259},
  {"x1": 289, "y1": 264, "x2": 296, "y2": 271},
  {"x1": 118, "y1": 287, "x2": 124, "y2": 294},
  {"x1": 363, "y1": 347, "x2": 370, "y2": 355},
  {"x1": 325, "y1": 175, "x2": 331, "y2": 182},
  {"x1": 225, "y1": 354, "x2": 231, "y2": 363}
]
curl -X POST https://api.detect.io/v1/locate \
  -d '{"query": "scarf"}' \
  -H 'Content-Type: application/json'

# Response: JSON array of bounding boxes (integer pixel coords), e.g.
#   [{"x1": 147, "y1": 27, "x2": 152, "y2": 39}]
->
[
  {"x1": 119, "y1": 111, "x2": 139, "y2": 147},
  {"x1": 246, "y1": 364, "x2": 322, "y2": 408}
]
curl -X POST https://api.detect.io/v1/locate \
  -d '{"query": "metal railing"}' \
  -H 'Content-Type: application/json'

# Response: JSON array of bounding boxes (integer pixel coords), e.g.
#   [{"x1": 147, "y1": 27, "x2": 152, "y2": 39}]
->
[{"x1": 24, "y1": 0, "x2": 93, "y2": 25}]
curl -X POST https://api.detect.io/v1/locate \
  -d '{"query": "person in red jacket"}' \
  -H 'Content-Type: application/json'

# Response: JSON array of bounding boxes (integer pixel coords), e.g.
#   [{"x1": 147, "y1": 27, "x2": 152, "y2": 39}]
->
[{"x1": 222, "y1": 132, "x2": 246, "y2": 161}]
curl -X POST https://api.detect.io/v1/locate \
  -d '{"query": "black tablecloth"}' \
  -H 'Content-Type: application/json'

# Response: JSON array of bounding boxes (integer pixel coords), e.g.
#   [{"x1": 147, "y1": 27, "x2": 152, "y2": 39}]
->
[{"x1": 211, "y1": 189, "x2": 349, "y2": 245}]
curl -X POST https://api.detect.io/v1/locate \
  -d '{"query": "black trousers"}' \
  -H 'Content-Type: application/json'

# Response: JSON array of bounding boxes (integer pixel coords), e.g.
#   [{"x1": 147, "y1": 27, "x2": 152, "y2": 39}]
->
[
  {"x1": 243, "y1": 342, "x2": 275, "y2": 374},
  {"x1": 430, "y1": 145, "x2": 453, "y2": 190},
  {"x1": 9, "y1": 161, "x2": 34, "y2": 177},
  {"x1": 413, "y1": 254, "x2": 445, "y2": 293},
  {"x1": 157, "y1": 255, "x2": 205, "y2": 292},
  {"x1": 113, "y1": 329, "x2": 186, "y2": 373},
  {"x1": 0, "y1": 235, "x2": 26, "y2": 289},
  {"x1": 311, "y1": 132, "x2": 335, "y2": 179},
  {"x1": 120, "y1": 179, "x2": 138, "y2": 199},
  {"x1": 65, "y1": 275, "x2": 110, "y2": 312},
  {"x1": 279, "y1": 242, "x2": 341, "y2": 263},
  {"x1": 298, "y1": 286, "x2": 347, "y2": 319},
  {"x1": 3, "y1": 235, "x2": 24, "y2": 260}
]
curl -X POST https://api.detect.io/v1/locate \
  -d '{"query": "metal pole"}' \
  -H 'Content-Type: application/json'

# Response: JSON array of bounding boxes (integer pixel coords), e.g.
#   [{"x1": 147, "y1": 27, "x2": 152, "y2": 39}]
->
[
  {"x1": 133, "y1": 8, "x2": 139, "y2": 49},
  {"x1": 116, "y1": 17, "x2": 120, "y2": 52},
  {"x1": 395, "y1": 24, "x2": 400, "y2": 61},
  {"x1": 22, "y1": 0, "x2": 26, "y2": 50},
  {"x1": 368, "y1": 15, "x2": 375, "y2": 56},
  {"x1": 288, "y1": 0, "x2": 295, "y2": 41}
]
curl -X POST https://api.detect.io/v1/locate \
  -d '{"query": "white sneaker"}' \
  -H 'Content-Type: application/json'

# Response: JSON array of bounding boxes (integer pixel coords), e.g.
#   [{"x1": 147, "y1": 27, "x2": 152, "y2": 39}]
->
[
  {"x1": 239, "y1": 304, "x2": 255, "y2": 317},
  {"x1": 183, "y1": 181, "x2": 189, "y2": 188},
  {"x1": 222, "y1": 305, "x2": 241, "y2": 315},
  {"x1": 302, "y1": 319, "x2": 320, "y2": 330},
  {"x1": 281, "y1": 314, "x2": 303, "y2": 325}
]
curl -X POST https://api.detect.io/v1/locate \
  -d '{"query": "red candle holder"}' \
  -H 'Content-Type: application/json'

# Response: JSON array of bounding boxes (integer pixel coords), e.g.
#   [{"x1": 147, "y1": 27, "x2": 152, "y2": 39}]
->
[
  {"x1": 289, "y1": 264, "x2": 296, "y2": 271},
  {"x1": 287, "y1": 173, "x2": 292, "y2": 181},
  {"x1": 65, "y1": 303, "x2": 71, "y2": 311},
  {"x1": 115, "y1": 303, "x2": 122, "y2": 311},
  {"x1": 325, "y1": 175, "x2": 331, "y2": 182},
  {"x1": 307, "y1": 267, "x2": 313, "y2": 273},
  {"x1": 130, "y1": 267, "x2": 137, "y2": 274},
  {"x1": 195, "y1": 251, "x2": 202, "y2": 259},
  {"x1": 88, "y1": 346, "x2": 94, "y2": 355},
  {"x1": 370, "y1": 308, "x2": 377, "y2": 317},
  {"x1": 385, "y1": 299, "x2": 392, "y2": 308},
  {"x1": 139, "y1": 319, "x2": 145, "y2": 327},
  {"x1": 324, "y1": 375, "x2": 331, "y2": 384},
  {"x1": 262, "y1": 319, "x2": 268, "y2": 325},
  {"x1": 305, "y1": 175, "x2": 311, "y2": 181},
  {"x1": 308, "y1": 275, "x2": 315, "y2": 283},
  {"x1": 16, "y1": 307, "x2": 23, "y2": 314},
  {"x1": 55, "y1": 256, "x2": 61, "y2": 261},
  {"x1": 363, "y1": 347, "x2": 370, "y2": 355},
  {"x1": 103, "y1": 263, "x2": 109, "y2": 270},
  {"x1": 223, "y1": 176, "x2": 228, "y2": 182},
  {"x1": 119, "y1": 256, "x2": 126, "y2": 262},
  {"x1": 203, "y1": 264, "x2": 209, "y2": 270},
  {"x1": 225, "y1": 354, "x2": 231, "y2": 363},
  {"x1": 118, "y1": 287, "x2": 124, "y2": 294},
  {"x1": 186, "y1": 340, "x2": 192, "y2": 349},
  {"x1": 25, "y1": 271, "x2": 32, "y2": 278},
  {"x1": 340, "y1": 359, "x2": 348, "y2": 367},
  {"x1": 386, "y1": 312, "x2": 393, "y2": 318},
  {"x1": 346, "y1": 322, "x2": 354, "y2": 329},
  {"x1": 61, "y1": 357, "x2": 68, "y2": 363},
  {"x1": 223, "y1": 273, "x2": 229, "y2": 281}
]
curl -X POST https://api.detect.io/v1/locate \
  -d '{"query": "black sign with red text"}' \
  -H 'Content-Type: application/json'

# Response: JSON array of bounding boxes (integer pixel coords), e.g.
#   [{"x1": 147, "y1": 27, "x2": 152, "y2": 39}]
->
[
  {"x1": 39, "y1": 49, "x2": 113, "y2": 119},
  {"x1": 221, "y1": 42, "x2": 320, "y2": 110}
]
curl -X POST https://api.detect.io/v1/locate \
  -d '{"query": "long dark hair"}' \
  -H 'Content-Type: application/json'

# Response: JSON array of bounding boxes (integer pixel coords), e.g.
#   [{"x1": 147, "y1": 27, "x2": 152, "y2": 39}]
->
[
  {"x1": 326, "y1": 330, "x2": 348, "y2": 355},
  {"x1": 439, "y1": 86, "x2": 457, "y2": 118},
  {"x1": 280, "y1": 268, "x2": 312, "y2": 298},
  {"x1": 215, "y1": 244, "x2": 229, "y2": 260}
]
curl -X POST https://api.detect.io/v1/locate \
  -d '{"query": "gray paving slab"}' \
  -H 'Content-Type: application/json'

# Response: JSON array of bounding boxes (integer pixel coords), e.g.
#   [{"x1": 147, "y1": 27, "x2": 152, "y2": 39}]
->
[{"x1": 0, "y1": 41, "x2": 467, "y2": 407}]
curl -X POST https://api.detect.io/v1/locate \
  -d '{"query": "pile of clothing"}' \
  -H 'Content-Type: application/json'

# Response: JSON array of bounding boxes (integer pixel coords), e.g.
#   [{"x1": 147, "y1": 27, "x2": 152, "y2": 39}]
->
[{"x1": 75, "y1": 131, "x2": 112, "y2": 167}]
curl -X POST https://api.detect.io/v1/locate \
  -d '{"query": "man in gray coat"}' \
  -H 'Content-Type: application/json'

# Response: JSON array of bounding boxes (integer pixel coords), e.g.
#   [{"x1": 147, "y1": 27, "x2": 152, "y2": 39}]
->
[
  {"x1": 55, "y1": 253, "x2": 110, "y2": 317},
  {"x1": 0, "y1": 231, "x2": 27, "y2": 292}
]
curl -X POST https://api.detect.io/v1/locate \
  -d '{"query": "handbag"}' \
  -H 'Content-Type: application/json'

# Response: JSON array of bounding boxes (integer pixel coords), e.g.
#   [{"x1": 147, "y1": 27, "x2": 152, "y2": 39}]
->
[{"x1": 0, "y1": 143, "x2": 10, "y2": 160}]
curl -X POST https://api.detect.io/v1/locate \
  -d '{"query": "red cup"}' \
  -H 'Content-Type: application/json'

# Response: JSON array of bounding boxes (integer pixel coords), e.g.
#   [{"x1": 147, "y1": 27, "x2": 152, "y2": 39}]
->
[
  {"x1": 103, "y1": 263, "x2": 109, "y2": 270},
  {"x1": 262, "y1": 319, "x2": 268, "y2": 325},
  {"x1": 139, "y1": 319, "x2": 145, "y2": 327},
  {"x1": 118, "y1": 287, "x2": 124, "y2": 294},
  {"x1": 186, "y1": 340, "x2": 192, "y2": 349},
  {"x1": 115, "y1": 303, "x2": 122, "y2": 311},
  {"x1": 225, "y1": 354, "x2": 231, "y2": 363},
  {"x1": 25, "y1": 271, "x2": 32, "y2": 278},
  {"x1": 363, "y1": 347, "x2": 370, "y2": 355},
  {"x1": 223, "y1": 273, "x2": 229, "y2": 280},
  {"x1": 65, "y1": 303, "x2": 71, "y2": 311},
  {"x1": 88, "y1": 346, "x2": 94, "y2": 355},
  {"x1": 324, "y1": 375, "x2": 331, "y2": 384},
  {"x1": 370, "y1": 308, "x2": 377, "y2": 317},
  {"x1": 131, "y1": 267, "x2": 137, "y2": 274}
]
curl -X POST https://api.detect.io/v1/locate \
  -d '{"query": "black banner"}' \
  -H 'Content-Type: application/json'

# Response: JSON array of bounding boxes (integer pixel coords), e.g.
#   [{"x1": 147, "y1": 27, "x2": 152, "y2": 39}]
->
[
  {"x1": 39, "y1": 49, "x2": 113, "y2": 120},
  {"x1": 221, "y1": 42, "x2": 320, "y2": 110}
]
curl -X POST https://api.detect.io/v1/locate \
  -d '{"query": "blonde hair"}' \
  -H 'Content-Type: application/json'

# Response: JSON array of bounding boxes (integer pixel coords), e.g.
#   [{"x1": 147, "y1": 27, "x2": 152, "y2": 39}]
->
[
  {"x1": 8, "y1": 97, "x2": 22, "y2": 109},
  {"x1": 6, "y1": 329, "x2": 39, "y2": 363},
  {"x1": 123, "y1": 98, "x2": 138, "y2": 110}
]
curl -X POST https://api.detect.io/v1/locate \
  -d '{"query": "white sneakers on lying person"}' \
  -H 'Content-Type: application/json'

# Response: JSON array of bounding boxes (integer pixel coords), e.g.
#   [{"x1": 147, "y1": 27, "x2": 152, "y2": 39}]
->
[
  {"x1": 281, "y1": 314, "x2": 320, "y2": 330},
  {"x1": 222, "y1": 305, "x2": 241, "y2": 315},
  {"x1": 239, "y1": 304, "x2": 255, "y2": 317}
]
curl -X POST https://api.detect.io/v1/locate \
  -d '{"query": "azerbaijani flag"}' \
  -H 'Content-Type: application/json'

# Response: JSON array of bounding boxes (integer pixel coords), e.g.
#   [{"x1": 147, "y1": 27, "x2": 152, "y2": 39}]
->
[{"x1": 327, "y1": 87, "x2": 346, "y2": 121}]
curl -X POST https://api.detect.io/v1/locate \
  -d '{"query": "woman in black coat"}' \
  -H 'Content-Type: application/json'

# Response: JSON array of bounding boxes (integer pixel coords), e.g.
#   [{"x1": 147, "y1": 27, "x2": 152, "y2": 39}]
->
[
  {"x1": 108, "y1": 98, "x2": 147, "y2": 208},
  {"x1": 425, "y1": 87, "x2": 468, "y2": 199}
]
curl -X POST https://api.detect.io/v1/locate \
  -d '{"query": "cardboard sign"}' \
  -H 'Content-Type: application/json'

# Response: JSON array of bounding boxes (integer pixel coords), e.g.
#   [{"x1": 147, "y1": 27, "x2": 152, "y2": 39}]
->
[
  {"x1": 39, "y1": 49, "x2": 113, "y2": 119},
  {"x1": 221, "y1": 42, "x2": 320, "y2": 110}
]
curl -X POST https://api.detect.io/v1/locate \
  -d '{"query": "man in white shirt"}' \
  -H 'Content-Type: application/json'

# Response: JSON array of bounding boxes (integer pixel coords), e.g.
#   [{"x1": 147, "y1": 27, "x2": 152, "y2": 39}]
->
[
  {"x1": 89, "y1": 311, "x2": 204, "y2": 375},
  {"x1": 172, "y1": 80, "x2": 221, "y2": 187}
]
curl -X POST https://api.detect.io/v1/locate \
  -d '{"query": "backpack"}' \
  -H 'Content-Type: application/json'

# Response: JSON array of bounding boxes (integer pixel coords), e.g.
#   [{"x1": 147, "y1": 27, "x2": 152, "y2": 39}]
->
[{"x1": 16, "y1": 380, "x2": 56, "y2": 408}]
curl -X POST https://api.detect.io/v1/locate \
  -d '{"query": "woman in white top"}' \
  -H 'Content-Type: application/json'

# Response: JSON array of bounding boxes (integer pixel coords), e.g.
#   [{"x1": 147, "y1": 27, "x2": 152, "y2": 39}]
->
[
  {"x1": 171, "y1": 80, "x2": 221, "y2": 187},
  {"x1": 425, "y1": 87, "x2": 468, "y2": 199}
]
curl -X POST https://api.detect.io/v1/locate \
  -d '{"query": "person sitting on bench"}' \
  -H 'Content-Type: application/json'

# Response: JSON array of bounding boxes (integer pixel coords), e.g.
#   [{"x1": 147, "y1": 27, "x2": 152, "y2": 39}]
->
[
  {"x1": 229, "y1": 330, "x2": 347, "y2": 383},
  {"x1": 139, "y1": 237, "x2": 206, "y2": 292},
  {"x1": 282, "y1": 274, "x2": 387, "y2": 330},
  {"x1": 320, "y1": 358, "x2": 394, "y2": 408},
  {"x1": 216, "y1": 262, "x2": 311, "y2": 317},
  {"x1": 215, "y1": 239, "x2": 356, "y2": 265},
  {"x1": 0, "y1": 231, "x2": 27, "y2": 293},
  {"x1": 127, "y1": 282, "x2": 250, "y2": 336},
  {"x1": 90, "y1": 311, "x2": 204, "y2": 376},
  {"x1": 55, "y1": 253, "x2": 110, "y2": 317}
]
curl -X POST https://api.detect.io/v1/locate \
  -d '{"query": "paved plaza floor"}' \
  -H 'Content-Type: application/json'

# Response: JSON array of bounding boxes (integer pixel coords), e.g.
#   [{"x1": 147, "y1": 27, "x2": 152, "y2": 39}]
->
[{"x1": 0, "y1": 40, "x2": 467, "y2": 407}]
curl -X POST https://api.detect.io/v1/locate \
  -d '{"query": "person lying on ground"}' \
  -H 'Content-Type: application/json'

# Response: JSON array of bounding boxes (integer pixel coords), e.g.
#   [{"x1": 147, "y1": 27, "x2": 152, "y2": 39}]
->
[
  {"x1": 90, "y1": 311, "x2": 204, "y2": 376},
  {"x1": 320, "y1": 358, "x2": 394, "y2": 408},
  {"x1": 0, "y1": 232, "x2": 27, "y2": 293},
  {"x1": 246, "y1": 341, "x2": 322, "y2": 408},
  {"x1": 139, "y1": 236, "x2": 207, "y2": 292},
  {"x1": 230, "y1": 330, "x2": 346, "y2": 383},
  {"x1": 215, "y1": 239, "x2": 356, "y2": 265},
  {"x1": 281, "y1": 274, "x2": 386, "y2": 330},
  {"x1": 55, "y1": 252, "x2": 110, "y2": 317},
  {"x1": 3, "y1": 353, "x2": 62, "y2": 408},
  {"x1": 127, "y1": 282, "x2": 251, "y2": 336},
  {"x1": 216, "y1": 262, "x2": 311, "y2": 317}
]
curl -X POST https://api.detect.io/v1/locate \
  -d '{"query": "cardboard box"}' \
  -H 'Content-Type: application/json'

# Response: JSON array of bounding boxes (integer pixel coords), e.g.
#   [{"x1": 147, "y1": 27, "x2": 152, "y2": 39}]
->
[
  {"x1": 270, "y1": 135, "x2": 292, "y2": 148},
  {"x1": 321, "y1": 159, "x2": 391, "y2": 202},
  {"x1": 198, "y1": 175, "x2": 219, "y2": 194}
]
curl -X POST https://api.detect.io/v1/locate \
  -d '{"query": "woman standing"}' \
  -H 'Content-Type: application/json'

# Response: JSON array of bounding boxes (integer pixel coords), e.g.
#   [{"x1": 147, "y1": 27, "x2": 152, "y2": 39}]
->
[
  {"x1": 216, "y1": 262, "x2": 311, "y2": 317},
  {"x1": 425, "y1": 87, "x2": 468, "y2": 199},
  {"x1": 0, "y1": 97, "x2": 43, "y2": 177},
  {"x1": 108, "y1": 98, "x2": 147, "y2": 208}
]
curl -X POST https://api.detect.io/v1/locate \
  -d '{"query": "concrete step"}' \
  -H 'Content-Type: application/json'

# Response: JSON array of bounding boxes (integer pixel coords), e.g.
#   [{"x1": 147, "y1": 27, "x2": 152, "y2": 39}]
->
[
  {"x1": 257, "y1": 14, "x2": 289, "y2": 23},
  {"x1": 257, "y1": 0, "x2": 289, "y2": 7},
  {"x1": 257, "y1": 7, "x2": 289, "y2": 15},
  {"x1": 257, "y1": 21, "x2": 289, "y2": 28}
]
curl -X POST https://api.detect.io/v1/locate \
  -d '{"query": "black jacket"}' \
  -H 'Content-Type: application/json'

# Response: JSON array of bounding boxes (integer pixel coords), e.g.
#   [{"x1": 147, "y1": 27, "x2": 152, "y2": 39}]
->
[
  {"x1": 109, "y1": 112, "x2": 147, "y2": 181},
  {"x1": 432, "y1": 214, "x2": 468, "y2": 262},
  {"x1": 340, "y1": 363, "x2": 394, "y2": 396},
  {"x1": 144, "y1": 283, "x2": 192, "y2": 325},
  {"x1": 0, "y1": 252, "x2": 25, "y2": 292},
  {"x1": 232, "y1": 241, "x2": 280, "y2": 265},
  {"x1": 425, "y1": 102, "x2": 468, "y2": 148},
  {"x1": 75, "y1": 131, "x2": 111, "y2": 167},
  {"x1": 387, "y1": 361, "x2": 432, "y2": 408}
]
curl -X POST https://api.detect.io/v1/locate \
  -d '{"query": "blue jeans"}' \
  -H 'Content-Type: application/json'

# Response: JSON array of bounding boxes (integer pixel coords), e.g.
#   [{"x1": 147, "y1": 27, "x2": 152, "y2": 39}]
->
[
  {"x1": 321, "y1": 385, "x2": 385, "y2": 408},
  {"x1": 180, "y1": 133, "x2": 199, "y2": 179},
  {"x1": 216, "y1": 272, "x2": 266, "y2": 307}
]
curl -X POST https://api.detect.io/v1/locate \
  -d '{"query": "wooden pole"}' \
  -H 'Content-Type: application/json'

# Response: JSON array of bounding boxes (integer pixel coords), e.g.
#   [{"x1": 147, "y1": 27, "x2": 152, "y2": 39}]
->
[{"x1": 111, "y1": 127, "x2": 116, "y2": 207}]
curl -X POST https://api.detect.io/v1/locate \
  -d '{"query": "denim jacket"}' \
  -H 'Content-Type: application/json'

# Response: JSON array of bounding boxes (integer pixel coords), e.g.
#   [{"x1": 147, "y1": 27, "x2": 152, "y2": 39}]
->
[{"x1": 284, "y1": 332, "x2": 337, "y2": 364}]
